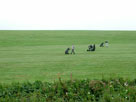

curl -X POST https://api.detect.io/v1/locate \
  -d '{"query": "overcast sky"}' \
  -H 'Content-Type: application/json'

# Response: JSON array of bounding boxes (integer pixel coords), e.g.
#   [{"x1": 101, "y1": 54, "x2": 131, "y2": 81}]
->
[{"x1": 0, "y1": 0, "x2": 136, "y2": 30}]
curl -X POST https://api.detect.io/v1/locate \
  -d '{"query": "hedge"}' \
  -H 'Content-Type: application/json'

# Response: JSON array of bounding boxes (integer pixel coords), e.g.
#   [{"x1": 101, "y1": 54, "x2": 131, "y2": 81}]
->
[{"x1": 0, "y1": 78, "x2": 136, "y2": 102}]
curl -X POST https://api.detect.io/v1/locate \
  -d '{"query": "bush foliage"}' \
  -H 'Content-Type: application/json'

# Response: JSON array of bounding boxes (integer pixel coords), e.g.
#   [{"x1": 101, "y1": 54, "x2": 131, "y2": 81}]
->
[{"x1": 0, "y1": 78, "x2": 136, "y2": 102}]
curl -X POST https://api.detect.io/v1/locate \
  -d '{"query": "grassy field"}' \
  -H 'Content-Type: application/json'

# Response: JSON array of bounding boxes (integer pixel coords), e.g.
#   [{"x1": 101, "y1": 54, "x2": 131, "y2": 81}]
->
[{"x1": 0, "y1": 30, "x2": 136, "y2": 83}]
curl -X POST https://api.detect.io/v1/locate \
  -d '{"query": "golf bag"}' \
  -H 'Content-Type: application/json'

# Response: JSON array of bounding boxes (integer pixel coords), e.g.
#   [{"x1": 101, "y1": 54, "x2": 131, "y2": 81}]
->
[{"x1": 65, "y1": 48, "x2": 70, "y2": 54}]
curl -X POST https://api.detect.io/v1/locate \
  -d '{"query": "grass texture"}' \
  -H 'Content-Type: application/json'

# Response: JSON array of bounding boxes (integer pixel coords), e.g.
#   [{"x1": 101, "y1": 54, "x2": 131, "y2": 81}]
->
[{"x1": 0, "y1": 30, "x2": 136, "y2": 83}]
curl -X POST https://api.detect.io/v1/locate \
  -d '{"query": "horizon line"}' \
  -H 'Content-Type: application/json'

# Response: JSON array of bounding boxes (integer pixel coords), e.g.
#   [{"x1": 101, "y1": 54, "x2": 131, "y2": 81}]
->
[{"x1": 0, "y1": 29, "x2": 136, "y2": 31}]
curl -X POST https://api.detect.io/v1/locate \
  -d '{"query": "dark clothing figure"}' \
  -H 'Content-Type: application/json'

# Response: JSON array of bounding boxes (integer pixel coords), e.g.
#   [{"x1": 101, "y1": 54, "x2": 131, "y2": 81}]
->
[
  {"x1": 71, "y1": 49, "x2": 75, "y2": 54},
  {"x1": 100, "y1": 42, "x2": 104, "y2": 47},
  {"x1": 87, "y1": 44, "x2": 92, "y2": 51},
  {"x1": 65, "y1": 48, "x2": 70, "y2": 54},
  {"x1": 105, "y1": 41, "x2": 108, "y2": 43},
  {"x1": 71, "y1": 45, "x2": 75, "y2": 54},
  {"x1": 87, "y1": 44, "x2": 95, "y2": 51},
  {"x1": 91, "y1": 44, "x2": 95, "y2": 51},
  {"x1": 89, "y1": 45, "x2": 93, "y2": 49}
]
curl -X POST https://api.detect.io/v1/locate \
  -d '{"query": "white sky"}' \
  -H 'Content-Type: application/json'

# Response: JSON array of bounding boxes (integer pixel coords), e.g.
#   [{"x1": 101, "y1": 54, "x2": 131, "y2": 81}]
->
[{"x1": 0, "y1": 0, "x2": 136, "y2": 30}]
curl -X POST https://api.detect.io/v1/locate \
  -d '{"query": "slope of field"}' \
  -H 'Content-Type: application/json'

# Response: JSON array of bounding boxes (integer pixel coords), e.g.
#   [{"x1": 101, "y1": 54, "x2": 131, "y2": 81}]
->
[{"x1": 0, "y1": 30, "x2": 136, "y2": 83}]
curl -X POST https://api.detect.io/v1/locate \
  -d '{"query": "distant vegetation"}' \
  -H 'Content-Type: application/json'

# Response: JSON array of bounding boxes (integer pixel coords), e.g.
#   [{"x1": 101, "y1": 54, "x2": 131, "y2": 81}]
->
[{"x1": 0, "y1": 78, "x2": 136, "y2": 102}]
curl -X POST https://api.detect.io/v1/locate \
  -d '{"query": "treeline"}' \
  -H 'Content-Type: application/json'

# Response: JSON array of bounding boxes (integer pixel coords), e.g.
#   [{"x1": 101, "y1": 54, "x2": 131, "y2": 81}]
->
[{"x1": 0, "y1": 78, "x2": 136, "y2": 102}]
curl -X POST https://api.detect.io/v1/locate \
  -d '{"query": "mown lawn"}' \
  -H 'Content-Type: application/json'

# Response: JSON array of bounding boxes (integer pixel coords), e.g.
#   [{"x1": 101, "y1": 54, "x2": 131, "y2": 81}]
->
[{"x1": 0, "y1": 30, "x2": 136, "y2": 83}]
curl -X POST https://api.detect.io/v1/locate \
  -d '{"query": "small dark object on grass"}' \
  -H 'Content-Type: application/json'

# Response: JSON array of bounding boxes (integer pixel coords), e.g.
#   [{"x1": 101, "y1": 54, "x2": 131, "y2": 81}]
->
[
  {"x1": 100, "y1": 42, "x2": 104, "y2": 47},
  {"x1": 87, "y1": 44, "x2": 95, "y2": 51},
  {"x1": 87, "y1": 44, "x2": 93, "y2": 51},
  {"x1": 65, "y1": 48, "x2": 70, "y2": 54}
]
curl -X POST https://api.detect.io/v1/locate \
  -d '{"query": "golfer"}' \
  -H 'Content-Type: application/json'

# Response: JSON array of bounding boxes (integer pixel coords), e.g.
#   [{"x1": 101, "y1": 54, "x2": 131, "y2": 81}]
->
[
  {"x1": 71, "y1": 45, "x2": 75, "y2": 54},
  {"x1": 105, "y1": 41, "x2": 109, "y2": 47}
]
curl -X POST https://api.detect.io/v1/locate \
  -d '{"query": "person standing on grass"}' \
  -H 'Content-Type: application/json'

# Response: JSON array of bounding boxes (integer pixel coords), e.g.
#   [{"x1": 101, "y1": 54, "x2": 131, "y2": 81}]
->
[
  {"x1": 105, "y1": 41, "x2": 109, "y2": 47},
  {"x1": 71, "y1": 44, "x2": 75, "y2": 54}
]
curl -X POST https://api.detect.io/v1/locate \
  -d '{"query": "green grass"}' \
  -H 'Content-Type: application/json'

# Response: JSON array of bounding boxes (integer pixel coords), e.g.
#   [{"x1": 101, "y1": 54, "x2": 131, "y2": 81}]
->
[{"x1": 0, "y1": 30, "x2": 136, "y2": 83}]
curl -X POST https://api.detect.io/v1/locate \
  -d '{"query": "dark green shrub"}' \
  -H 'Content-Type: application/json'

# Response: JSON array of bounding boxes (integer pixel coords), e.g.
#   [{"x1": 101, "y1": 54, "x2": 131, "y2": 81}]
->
[{"x1": 0, "y1": 78, "x2": 136, "y2": 102}]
